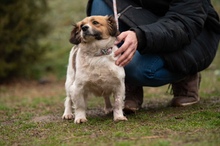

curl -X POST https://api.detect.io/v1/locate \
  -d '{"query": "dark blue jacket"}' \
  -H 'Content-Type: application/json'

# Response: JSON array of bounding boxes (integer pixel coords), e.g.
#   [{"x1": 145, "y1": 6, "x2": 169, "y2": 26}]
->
[{"x1": 87, "y1": 0, "x2": 220, "y2": 75}]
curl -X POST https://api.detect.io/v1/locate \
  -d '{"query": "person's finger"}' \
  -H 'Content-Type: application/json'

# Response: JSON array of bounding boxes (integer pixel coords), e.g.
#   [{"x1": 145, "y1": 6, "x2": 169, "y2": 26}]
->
[
  {"x1": 116, "y1": 45, "x2": 135, "y2": 66},
  {"x1": 114, "y1": 31, "x2": 138, "y2": 66},
  {"x1": 114, "y1": 39, "x2": 121, "y2": 45},
  {"x1": 115, "y1": 42, "x2": 135, "y2": 65},
  {"x1": 114, "y1": 41, "x2": 128, "y2": 56},
  {"x1": 114, "y1": 32, "x2": 126, "y2": 45},
  {"x1": 119, "y1": 52, "x2": 134, "y2": 66},
  {"x1": 117, "y1": 51, "x2": 134, "y2": 66}
]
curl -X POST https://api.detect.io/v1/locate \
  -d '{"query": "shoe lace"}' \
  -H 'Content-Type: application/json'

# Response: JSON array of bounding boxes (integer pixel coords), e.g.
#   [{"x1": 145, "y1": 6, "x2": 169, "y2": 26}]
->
[{"x1": 166, "y1": 84, "x2": 173, "y2": 94}]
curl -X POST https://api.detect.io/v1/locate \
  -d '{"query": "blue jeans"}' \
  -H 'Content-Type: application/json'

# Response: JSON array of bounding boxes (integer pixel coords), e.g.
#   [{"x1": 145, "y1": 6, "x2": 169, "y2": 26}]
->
[{"x1": 90, "y1": 0, "x2": 185, "y2": 87}]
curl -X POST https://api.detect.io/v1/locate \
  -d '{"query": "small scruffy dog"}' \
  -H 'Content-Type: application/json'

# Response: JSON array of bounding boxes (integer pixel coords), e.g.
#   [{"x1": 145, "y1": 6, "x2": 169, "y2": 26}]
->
[{"x1": 62, "y1": 15, "x2": 127, "y2": 124}]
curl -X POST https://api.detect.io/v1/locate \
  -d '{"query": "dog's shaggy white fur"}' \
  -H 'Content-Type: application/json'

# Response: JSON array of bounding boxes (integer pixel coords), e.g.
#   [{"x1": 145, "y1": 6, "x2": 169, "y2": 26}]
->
[{"x1": 62, "y1": 15, "x2": 127, "y2": 123}]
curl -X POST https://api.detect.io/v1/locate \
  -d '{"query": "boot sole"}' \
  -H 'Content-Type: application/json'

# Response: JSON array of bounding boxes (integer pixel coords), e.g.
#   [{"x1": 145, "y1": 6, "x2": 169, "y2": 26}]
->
[
  {"x1": 180, "y1": 99, "x2": 200, "y2": 106},
  {"x1": 174, "y1": 97, "x2": 200, "y2": 107}
]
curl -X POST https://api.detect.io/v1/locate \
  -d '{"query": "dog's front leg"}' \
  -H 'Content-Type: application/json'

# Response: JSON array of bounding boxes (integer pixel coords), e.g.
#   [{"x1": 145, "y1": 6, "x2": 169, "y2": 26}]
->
[
  {"x1": 74, "y1": 97, "x2": 88, "y2": 124},
  {"x1": 70, "y1": 85, "x2": 87, "y2": 124},
  {"x1": 62, "y1": 96, "x2": 74, "y2": 120},
  {"x1": 113, "y1": 85, "x2": 127, "y2": 122}
]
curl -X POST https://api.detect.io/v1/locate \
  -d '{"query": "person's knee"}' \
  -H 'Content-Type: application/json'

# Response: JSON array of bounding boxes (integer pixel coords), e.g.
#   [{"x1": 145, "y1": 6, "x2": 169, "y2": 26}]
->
[
  {"x1": 125, "y1": 63, "x2": 156, "y2": 84},
  {"x1": 91, "y1": 0, "x2": 113, "y2": 16}
]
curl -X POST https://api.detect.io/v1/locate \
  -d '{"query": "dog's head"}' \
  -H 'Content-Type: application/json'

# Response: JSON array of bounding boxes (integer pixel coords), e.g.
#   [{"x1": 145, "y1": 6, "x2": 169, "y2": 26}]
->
[{"x1": 69, "y1": 15, "x2": 119, "y2": 45}]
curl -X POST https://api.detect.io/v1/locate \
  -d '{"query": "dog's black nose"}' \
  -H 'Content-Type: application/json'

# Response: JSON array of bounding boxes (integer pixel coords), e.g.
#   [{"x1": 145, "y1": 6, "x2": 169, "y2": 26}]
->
[{"x1": 82, "y1": 25, "x2": 89, "y2": 32}]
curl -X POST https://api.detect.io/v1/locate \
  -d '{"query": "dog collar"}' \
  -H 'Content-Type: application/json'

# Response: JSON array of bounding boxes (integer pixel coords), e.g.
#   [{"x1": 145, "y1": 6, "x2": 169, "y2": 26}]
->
[{"x1": 94, "y1": 47, "x2": 112, "y2": 56}]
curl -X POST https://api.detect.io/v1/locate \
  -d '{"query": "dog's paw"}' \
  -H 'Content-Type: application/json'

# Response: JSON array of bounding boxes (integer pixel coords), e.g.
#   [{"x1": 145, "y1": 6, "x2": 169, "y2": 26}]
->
[
  {"x1": 114, "y1": 116, "x2": 127, "y2": 122},
  {"x1": 74, "y1": 118, "x2": 88, "y2": 124},
  {"x1": 62, "y1": 113, "x2": 74, "y2": 120}
]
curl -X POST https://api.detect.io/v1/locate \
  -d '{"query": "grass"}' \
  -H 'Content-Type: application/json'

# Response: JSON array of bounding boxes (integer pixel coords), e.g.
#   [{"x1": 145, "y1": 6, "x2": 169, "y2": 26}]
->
[
  {"x1": 0, "y1": 79, "x2": 220, "y2": 146},
  {"x1": 1, "y1": 0, "x2": 220, "y2": 146}
]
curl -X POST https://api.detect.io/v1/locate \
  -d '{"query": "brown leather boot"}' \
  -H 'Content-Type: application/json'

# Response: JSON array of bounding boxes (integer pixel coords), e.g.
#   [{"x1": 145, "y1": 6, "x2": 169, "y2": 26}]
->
[
  {"x1": 170, "y1": 73, "x2": 201, "y2": 107},
  {"x1": 123, "y1": 83, "x2": 143, "y2": 113}
]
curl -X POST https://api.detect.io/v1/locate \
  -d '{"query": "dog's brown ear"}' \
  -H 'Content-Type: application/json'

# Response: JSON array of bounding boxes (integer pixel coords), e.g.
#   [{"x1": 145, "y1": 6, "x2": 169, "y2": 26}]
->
[
  {"x1": 107, "y1": 15, "x2": 120, "y2": 37},
  {"x1": 69, "y1": 24, "x2": 81, "y2": 45}
]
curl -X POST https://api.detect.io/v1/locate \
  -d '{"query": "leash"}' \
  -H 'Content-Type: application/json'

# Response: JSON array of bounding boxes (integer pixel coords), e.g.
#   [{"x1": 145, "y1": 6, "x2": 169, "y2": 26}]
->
[{"x1": 113, "y1": 0, "x2": 119, "y2": 30}]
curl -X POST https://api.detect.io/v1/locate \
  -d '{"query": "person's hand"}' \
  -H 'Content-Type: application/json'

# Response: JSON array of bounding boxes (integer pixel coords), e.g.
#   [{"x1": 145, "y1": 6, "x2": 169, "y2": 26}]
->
[{"x1": 114, "y1": 30, "x2": 138, "y2": 67}]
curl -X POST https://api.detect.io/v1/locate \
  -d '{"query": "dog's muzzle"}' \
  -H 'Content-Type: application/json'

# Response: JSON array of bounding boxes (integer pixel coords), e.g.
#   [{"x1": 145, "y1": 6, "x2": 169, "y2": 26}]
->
[
  {"x1": 81, "y1": 25, "x2": 102, "y2": 40},
  {"x1": 81, "y1": 25, "x2": 91, "y2": 36},
  {"x1": 82, "y1": 25, "x2": 89, "y2": 32}
]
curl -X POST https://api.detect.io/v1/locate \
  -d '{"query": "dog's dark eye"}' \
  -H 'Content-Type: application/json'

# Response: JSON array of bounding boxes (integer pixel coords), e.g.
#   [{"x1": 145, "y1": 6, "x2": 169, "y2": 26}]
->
[{"x1": 92, "y1": 21, "x2": 99, "y2": 25}]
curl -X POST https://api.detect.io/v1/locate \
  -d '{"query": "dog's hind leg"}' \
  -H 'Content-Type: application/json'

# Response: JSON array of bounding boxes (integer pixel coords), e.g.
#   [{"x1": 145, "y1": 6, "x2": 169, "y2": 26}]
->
[{"x1": 103, "y1": 95, "x2": 113, "y2": 114}]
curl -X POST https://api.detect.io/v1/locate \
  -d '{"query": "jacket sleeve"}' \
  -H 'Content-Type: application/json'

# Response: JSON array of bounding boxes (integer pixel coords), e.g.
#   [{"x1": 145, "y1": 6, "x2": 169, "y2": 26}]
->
[{"x1": 134, "y1": 0, "x2": 208, "y2": 54}]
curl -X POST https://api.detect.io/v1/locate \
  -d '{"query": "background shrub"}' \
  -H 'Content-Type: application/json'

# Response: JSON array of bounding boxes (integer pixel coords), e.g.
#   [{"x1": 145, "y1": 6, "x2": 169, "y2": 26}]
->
[{"x1": 0, "y1": 0, "x2": 49, "y2": 81}]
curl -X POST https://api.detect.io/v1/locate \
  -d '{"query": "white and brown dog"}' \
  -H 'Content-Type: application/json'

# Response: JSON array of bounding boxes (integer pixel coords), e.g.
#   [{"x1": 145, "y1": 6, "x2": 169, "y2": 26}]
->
[{"x1": 62, "y1": 15, "x2": 127, "y2": 124}]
